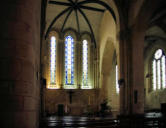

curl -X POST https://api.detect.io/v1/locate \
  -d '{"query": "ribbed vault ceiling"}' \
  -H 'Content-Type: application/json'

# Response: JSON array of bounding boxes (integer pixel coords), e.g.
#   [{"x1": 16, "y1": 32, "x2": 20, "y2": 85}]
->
[{"x1": 45, "y1": 0, "x2": 116, "y2": 47}]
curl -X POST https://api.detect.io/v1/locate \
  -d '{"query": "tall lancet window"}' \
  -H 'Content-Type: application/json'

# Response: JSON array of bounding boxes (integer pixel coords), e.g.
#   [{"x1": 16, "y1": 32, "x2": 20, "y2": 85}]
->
[
  {"x1": 116, "y1": 65, "x2": 119, "y2": 93},
  {"x1": 65, "y1": 35, "x2": 74, "y2": 86},
  {"x1": 50, "y1": 36, "x2": 56, "y2": 84},
  {"x1": 82, "y1": 40, "x2": 88, "y2": 88},
  {"x1": 152, "y1": 49, "x2": 166, "y2": 90}
]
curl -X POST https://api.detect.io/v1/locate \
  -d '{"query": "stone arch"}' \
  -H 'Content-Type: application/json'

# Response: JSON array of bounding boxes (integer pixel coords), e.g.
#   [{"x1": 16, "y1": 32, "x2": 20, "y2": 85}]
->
[
  {"x1": 63, "y1": 28, "x2": 78, "y2": 42},
  {"x1": 47, "y1": 31, "x2": 60, "y2": 88},
  {"x1": 99, "y1": 10, "x2": 118, "y2": 73},
  {"x1": 101, "y1": 39, "x2": 115, "y2": 75},
  {"x1": 80, "y1": 33, "x2": 93, "y2": 89},
  {"x1": 99, "y1": 38, "x2": 120, "y2": 117},
  {"x1": 98, "y1": 1, "x2": 120, "y2": 116}
]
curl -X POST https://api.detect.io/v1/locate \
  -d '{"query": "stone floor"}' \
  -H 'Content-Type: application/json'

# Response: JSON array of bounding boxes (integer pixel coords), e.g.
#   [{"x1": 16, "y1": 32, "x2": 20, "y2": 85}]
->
[
  {"x1": 40, "y1": 114, "x2": 166, "y2": 128},
  {"x1": 40, "y1": 116, "x2": 119, "y2": 128}
]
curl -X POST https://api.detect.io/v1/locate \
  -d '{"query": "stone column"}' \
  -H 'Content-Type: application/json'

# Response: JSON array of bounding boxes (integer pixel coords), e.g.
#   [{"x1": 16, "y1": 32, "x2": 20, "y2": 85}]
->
[
  {"x1": 119, "y1": 28, "x2": 131, "y2": 115},
  {"x1": 77, "y1": 41, "x2": 82, "y2": 88},
  {"x1": 90, "y1": 44, "x2": 95, "y2": 88},
  {"x1": 119, "y1": 25, "x2": 145, "y2": 115},
  {"x1": 59, "y1": 38, "x2": 64, "y2": 88},
  {"x1": 131, "y1": 27, "x2": 145, "y2": 114},
  {"x1": 0, "y1": 0, "x2": 41, "y2": 128}
]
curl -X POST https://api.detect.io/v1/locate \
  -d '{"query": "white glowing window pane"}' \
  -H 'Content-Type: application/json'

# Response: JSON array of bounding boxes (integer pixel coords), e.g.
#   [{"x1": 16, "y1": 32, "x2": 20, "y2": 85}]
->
[
  {"x1": 153, "y1": 60, "x2": 157, "y2": 90},
  {"x1": 155, "y1": 49, "x2": 162, "y2": 59},
  {"x1": 51, "y1": 36, "x2": 56, "y2": 42},
  {"x1": 162, "y1": 56, "x2": 166, "y2": 88},
  {"x1": 82, "y1": 40, "x2": 88, "y2": 87},
  {"x1": 157, "y1": 60, "x2": 161, "y2": 89},
  {"x1": 50, "y1": 36, "x2": 56, "y2": 83},
  {"x1": 116, "y1": 65, "x2": 119, "y2": 93}
]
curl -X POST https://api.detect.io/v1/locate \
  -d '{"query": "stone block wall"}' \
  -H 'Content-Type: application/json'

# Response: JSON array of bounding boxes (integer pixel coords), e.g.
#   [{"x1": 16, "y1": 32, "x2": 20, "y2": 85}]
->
[
  {"x1": 44, "y1": 89, "x2": 99, "y2": 116},
  {"x1": 145, "y1": 89, "x2": 166, "y2": 109}
]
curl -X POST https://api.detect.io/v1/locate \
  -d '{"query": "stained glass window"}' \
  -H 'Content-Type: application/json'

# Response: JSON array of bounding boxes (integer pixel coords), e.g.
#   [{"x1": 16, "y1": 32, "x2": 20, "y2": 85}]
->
[
  {"x1": 50, "y1": 36, "x2": 56, "y2": 84},
  {"x1": 65, "y1": 36, "x2": 74, "y2": 85},
  {"x1": 116, "y1": 65, "x2": 119, "y2": 93},
  {"x1": 82, "y1": 40, "x2": 88, "y2": 88},
  {"x1": 152, "y1": 49, "x2": 166, "y2": 90}
]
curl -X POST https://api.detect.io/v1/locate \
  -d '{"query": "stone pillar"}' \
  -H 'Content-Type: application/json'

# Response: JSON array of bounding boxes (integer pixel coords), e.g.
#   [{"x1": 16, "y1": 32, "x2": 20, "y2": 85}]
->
[
  {"x1": 101, "y1": 74, "x2": 109, "y2": 99},
  {"x1": 77, "y1": 41, "x2": 82, "y2": 88},
  {"x1": 119, "y1": 25, "x2": 145, "y2": 115},
  {"x1": 91, "y1": 44, "x2": 95, "y2": 88},
  {"x1": 131, "y1": 27, "x2": 145, "y2": 114},
  {"x1": 119, "y1": 28, "x2": 131, "y2": 115},
  {"x1": 76, "y1": 40, "x2": 80, "y2": 87},
  {"x1": 59, "y1": 39, "x2": 64, "y2": 88},
  {"x1": 0, "y1": 0, "x2": 41, "y2": 128}
]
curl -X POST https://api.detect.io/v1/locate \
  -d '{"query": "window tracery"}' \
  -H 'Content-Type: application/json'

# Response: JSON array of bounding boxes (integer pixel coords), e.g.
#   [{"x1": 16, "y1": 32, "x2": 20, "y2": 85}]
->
[{"x1": 152, "y1": 49, "x2": 166, "y2": 90}]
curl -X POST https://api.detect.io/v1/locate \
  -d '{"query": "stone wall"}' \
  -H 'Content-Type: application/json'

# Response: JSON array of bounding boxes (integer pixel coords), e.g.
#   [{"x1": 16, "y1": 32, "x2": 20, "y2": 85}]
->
[
  {"x1": 144, "y1": 26, "x2": 166, "y2": 110},
  {"x1": 44, "y1": 89, "x2": 99, "y2": 116},
  {"x1": 145, "y1": 90, "x2": 166, "y2": 109}
]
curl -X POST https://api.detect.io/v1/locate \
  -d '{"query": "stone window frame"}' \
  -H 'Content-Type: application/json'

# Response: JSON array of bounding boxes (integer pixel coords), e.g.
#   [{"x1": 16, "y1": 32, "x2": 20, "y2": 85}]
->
[
  {"x1": 63, "y1": 30, "x2": 77, "y2": 89},
  {"x1": 80, "y1": 33, "x2": 93, "y2": 89},
  {"x1": 47, "y1": 31, "x2": 60, "y2": 89},
  {"x1": 46, "y1": 29, "x2": 95, "y2": 90}
]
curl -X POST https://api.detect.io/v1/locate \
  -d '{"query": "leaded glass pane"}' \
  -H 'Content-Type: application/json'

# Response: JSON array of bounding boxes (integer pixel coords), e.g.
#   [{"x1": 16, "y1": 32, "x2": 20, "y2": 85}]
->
[
  {"x1": 152, "y1": 60, "x2": 157, "y2": 90},
  {"x1": 50, "y1": 36, "x2": 56, "y2": 84},
  {"x1": 157, "y1": 60, "x2": 161, "y2": 89},
  {"x1": 152, "y1": 49, "x2": 166, "y2": 90},
  {"x1": 65, "y1": 36, "x2": 74, "y2": 85},
  {"x1": 82, "y1": 40, "x2": 88, "y2": 87}
]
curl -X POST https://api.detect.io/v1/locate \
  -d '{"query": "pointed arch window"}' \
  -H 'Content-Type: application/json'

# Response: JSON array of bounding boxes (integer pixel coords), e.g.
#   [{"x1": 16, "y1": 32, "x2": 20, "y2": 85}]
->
[
  {"x1": 65, "y1": 35, "x2": 74, "y2": 85},
  {"x1": 152, "y1": 49, "x2": 166, "y2": 90},
  {"x1": 50, "y1": 36, "x2": 56, "y2": 84},
  {"x1": 82, "y1": 40, "x2": 88, "y2": 88},
  {"x1": 116, "y1": 64, "x2": 119, "y2": 93}
]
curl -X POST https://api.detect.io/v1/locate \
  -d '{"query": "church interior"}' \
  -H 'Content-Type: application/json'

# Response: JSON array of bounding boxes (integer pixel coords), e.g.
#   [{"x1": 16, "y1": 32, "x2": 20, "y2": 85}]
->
[{"x1": 0, "y1": 0, "x2": 166, "y2": 127}]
